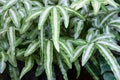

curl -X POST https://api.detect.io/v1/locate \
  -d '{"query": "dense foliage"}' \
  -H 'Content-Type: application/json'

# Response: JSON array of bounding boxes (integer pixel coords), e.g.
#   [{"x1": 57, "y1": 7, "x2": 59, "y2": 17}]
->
[{"x1": 0, "y1": 0, "x2": 120, "y2": 80}]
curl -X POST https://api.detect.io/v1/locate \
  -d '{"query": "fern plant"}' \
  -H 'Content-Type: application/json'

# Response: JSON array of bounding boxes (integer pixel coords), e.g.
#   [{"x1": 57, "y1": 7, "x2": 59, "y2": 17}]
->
[{"x1": 0, "y1": 0, "x2": 120, "y2": 80}]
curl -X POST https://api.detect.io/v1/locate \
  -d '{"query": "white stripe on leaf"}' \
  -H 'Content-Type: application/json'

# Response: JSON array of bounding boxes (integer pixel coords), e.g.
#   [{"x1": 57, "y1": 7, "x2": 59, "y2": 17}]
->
[
  {"x1": 44, "y1": 41, "x2": 53, "y2": 80},
  {"x1": 7, "y1": 27, "x2": 15, "y2": 55},
  {"x1": 51, "y1": 7, "x2": 60, "y2": 52},
  {"x1": 38, "y1": 6, "x2": 53, "y2": 30},
  {"x1": 20, "y1": 56, "x2": 34, "y2": 79},
  {"x1": 71, "y1": 45, "x2": 86, "y2": 62},
  {"x1": 91, "y1": 0, "x2": 101, "y2": 15},
  {"x1": 9, "y1": 8, "x2": 20, "y2": 27},
  {"x1": 82, "y1": 43, "x2": 95, "y2": 66},
  {"x1": 97, "y1": 44, "x2": 120, "y2": 80},
  {"x1": 57, "y1": 6, "x2": 69, "y2": 28}
]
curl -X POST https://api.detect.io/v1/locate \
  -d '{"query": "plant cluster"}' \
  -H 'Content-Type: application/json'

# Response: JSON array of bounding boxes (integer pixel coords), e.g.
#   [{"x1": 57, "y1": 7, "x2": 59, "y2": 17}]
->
[{"x1": 0, "y1": 0, "x2": 120, "y2": 80}]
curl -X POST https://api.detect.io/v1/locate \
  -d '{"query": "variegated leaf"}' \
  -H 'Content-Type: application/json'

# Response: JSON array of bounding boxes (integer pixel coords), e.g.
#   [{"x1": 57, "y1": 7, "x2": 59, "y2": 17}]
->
[
  {"x1": 9, "y1": 64, "x2": 20, "y2": 80},
  {"x1": 82, "y1": 43, "x2": 95, "y2": 66},
  {"x1": 91, "y1": 0, "x2": 101, "y2": 15},
  {"x1": 110, "y1": 24, "x2": 120, "y2": 29},
  {"x1": 92, "y1": 34, "x2": 115, "y2": 42},
  {"x1": 20, "y1": 56, "x2": 34, "y2": 79},
  {"x1": 71, "y1": 45, "x2": 86, "y2": 62},
  {"x1": 57, "y1": 5, "x2": 69, "y2": 28},
  {"x1": 0, "y1": 52, "x2": 7, "y2": 73},
  {"x1": 71, "y1": 0, "x2": 89, "y2": 10},
  {"x1": 44, "y1": 40, "x2": 53, "y2": 80},
  {"x1": 59, "y1": 50, "x2": 72, "y2": 68},
  {"x1": 97, "y1": 40, "x2": 120, "y2": 52},
  {"x1": 3, "y1": 17, "x2": 11, "y2": 28},
  {"x1": 106, "y1": 0, "x2": 119, "y2": 8},
  {"x1": 68, "y1": 39, "x2": 86, "y2": 45},
  {"x1": 20, "y1": 21, "x2": 32, "y2": 34},
  {"x1": 40, "y1": 27, "x2": 44, "y2": 52},
  {"x1": 66, "y1": 40, "x2": 74, "y2": 53},
  {"x1": 65, "y1": 7, "x2": 85, "y2": 20},
  {"x1": 0, "y1": 28, "x2": 8, "y2": 35},
  {"x1": 24, "y1": 40, "x2": 40, "y2": 56},
  {"x1": 85, "y1": 64, "x2": 99, "y2": 80},
  {"x1": 74, "y1": 60, "x2": 81, "y2": 78},
  {"x1": 7, "y1": 27, "x2": 15, "y2": 55},
  {"x1": 0, "y1": 60, "x2": 6, "y2": 73},
  {"x1": 9, "y1": 8, "x2": 20, "y2": 27},
  {"x1": 59, "y1": 41, "x2": 72, "y2": 58},
  {"x1": 57, "y1": 55, "x2": 68, "y2": 80},
  {"x1": 25, "y1": 8, "x2": 43, "y2": 22},
  {"x1": 35, "y1": 65, "x2": 44, "y2": 77},
  {"x1": 99, "y1": 11, "x2": 117, "y2": 27},
  {"x1": 51, "y1": 7, "x2": 60, "y2": 52},
  {"x1": 23, "y1": 1, "x2": 32, "y2": 12},
  {"x1": 3, "y1": 0, "x2": 18, "y2": 11},
  {"x1": 38, "y1": 6, "x2": 53, "y2": 30},
  {"x1": 18, "y1": 8, "x2": 26, "y2": 18},
  {"x1": 96, "y1": 44, "x2": 120, "y2": 80},
  {"x1": 7, "y1": 51, "x2": 17, "y2": 67}
]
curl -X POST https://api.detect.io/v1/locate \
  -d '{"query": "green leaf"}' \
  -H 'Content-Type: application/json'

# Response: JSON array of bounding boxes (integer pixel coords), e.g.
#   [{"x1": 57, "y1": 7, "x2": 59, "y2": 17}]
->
[
  {"x1": 82, "y1": 43, "x2": 95, "y2": 66},
  {"x1": 44, "y1": 40, "x2": 53, "y2": 80},
  {"x1": 71, "y1": 0, "x2": 89, "y2": 10},
  {"x1": 9, "y1": 64, "x2": 20, "y2": 80},
  {"x1": 99, "y1": 11, "x2": 117, "y2": 27},
  {"x1": 106, "y1": 0, "x2": 119, "y2": 8},
  {"x1": 57, "y1": 55, "x2": 68, "y2": 80},
  {"x1": 97, "y1": 40, "x2": 120, "y2": 52},
  {"x1": 16, "y1": 49, "x2": 25, "y2": 58},
  {"x1": 8, "y1": 53, "x2": 17, "y2": 67},
  {"x1": 109, "y1": 19, "x2": 120, "y2": 24},
  {"x1": 0, "y1": 52, "x2": 7, "y2": 73},
  {"x1": 66, "y1": 40, "x2": 74, "y2": 53},
  {"x1": 35, "y1": 65, "x2": 44, "y2": 77},
  {"x1": 18, "y1": 8, "x2": 26, "y2": 18},
  {"x1": 71, "y1": 45, "x2": 86, "y2": 62},
  {"x1": 20, "y1": 21, "x2": 32, "y2": 34},
  {"x1": 27, "y1": 28, "x2": 38, "y2": 40},
  {"x1": 110, "y1": 24, "x2": 120, "y2": 29},
  {"x1": 74, "y1": 20, "x2": 84, "y2": 39},
  {"x1": 9, "y1": 8, "x2": 20, "y2": 27},
  {"x1": 15, "y1": 38, "x2": 23, "y2": 47},
  {"x1": 51, "y1": 7, "x2": 60, "y2": 52},
  {"x1": 0, "y1": 60, "x2": 6, "y2": 73},
  {"x1": 74, "y1": 60, "x2": 81, "y2": 79},
  {"x1": 92, "y1": 34, "x2": 115, "y2": 42},
  {"x1": 20, "y1": 56, "x2": 34, "y2": 79},
  {"x1": 0, "y1": 0, "x2": 7, "y2": 5},
  {"x1": 96, "y1": 44, "x2": 120, "y2": 80},
  {"x1": 24, "y1": 40, "x2": 40, "y2": 56},
  {"x1": 67, "y1": 39, "x2": 86, "y2": 45},
  {"x1": 65, "y1": 7, "x2": 85, "y2": 20},
  {"x1": 57, "y1": 5, "x2": 69, "y2": 28},
  {"x1": 7, "y1": 27, "x2": 15, "y2": 55},
  {"x1": 0, "y1": 28, "x2": 8, "y2": 35},
  {"x1": 85, "y1": 64, "x2": 100, "y2": 80},
  {"x1": 91, "y1": 0, "x2": 101, "y2": 15},
  {"x1": 59, "y1": 41, "x2": 72, "y2": 58},
  {"x1": 3, "y1": 0, "x2": 18, "y2": 11},
  {"x1": 23, "y1": 1, "x2": 32, "y2": 11},
  {"x1": 59, "y1": 50, "x2": 72, "y2": 69},
  {"x1": 38, "y1": 6, "x2": 53, "y2": 30},
  {"x1": 40, "y1": 27, "x2": 44, "y2": 52},
  {"x1": 103, "y1": 73, "x2": 115, "y2": 80},
  {"x1": 3, "y1": 17, "x2": 11, "y2": 28},
  {"x1": 25, "y1": 8, "x2": 43, "y2": 22}
]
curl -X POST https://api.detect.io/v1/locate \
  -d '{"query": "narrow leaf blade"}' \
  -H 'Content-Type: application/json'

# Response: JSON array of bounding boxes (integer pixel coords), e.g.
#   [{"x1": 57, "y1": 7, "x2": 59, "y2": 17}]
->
[{"x1": 51, "y1": 7, "x2": 60, "y2": 52}]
